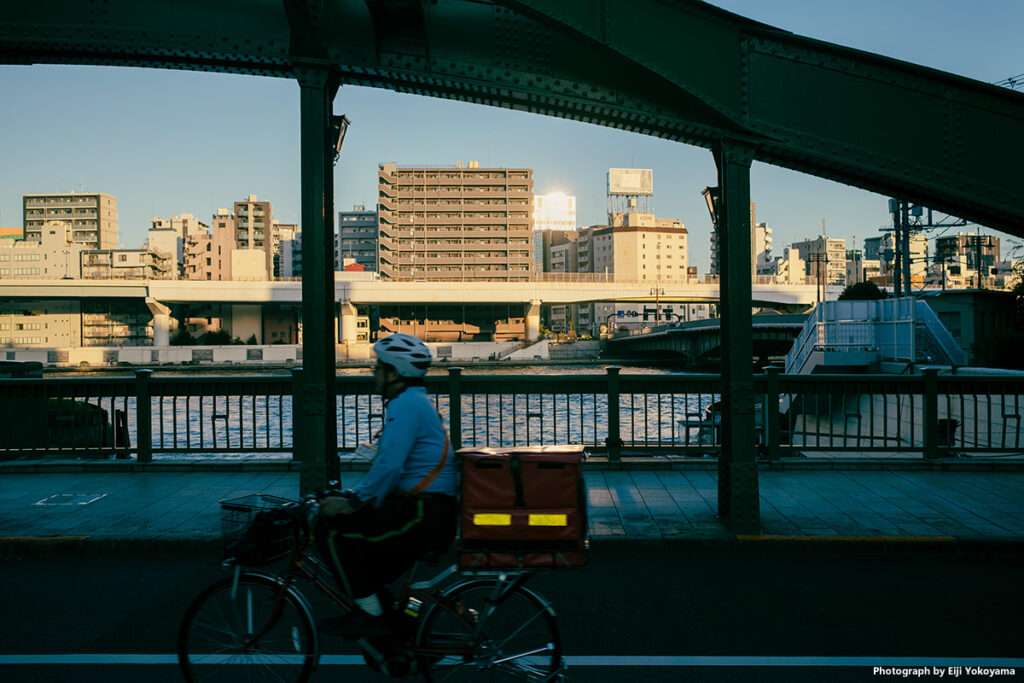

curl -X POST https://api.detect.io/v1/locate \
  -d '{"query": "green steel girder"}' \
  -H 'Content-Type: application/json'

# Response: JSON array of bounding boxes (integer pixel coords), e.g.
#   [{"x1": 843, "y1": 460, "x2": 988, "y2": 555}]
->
[{"x1": 1, "y1": 0, "x2": 1021, "y2": 233}]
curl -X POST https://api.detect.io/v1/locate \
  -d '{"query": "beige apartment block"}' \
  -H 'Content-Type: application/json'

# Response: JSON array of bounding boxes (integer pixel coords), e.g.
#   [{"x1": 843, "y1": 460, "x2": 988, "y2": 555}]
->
[
  {"x1": 0, "y1": 223, "x2": 85, "y2": 279},
  {"x1": 23, "y1": 192, "x2": 118, "y2": 250},
  {"x1": 597, "y1": 211, "x2": 689, "y2": 282},
  {"x1": 0, "y1": 299, "x2": 82, "y2": 348},
  {"x1": 185, "y1": 210, "x2": 236, "y2": 281},
  {"x1": 377, "y1": 162, "x2": 534, "y2": 281},
  {"x1": 234, "y1": 195, "x2": 274, "y2": 279},
  {"x1": 81, "y1": 248, "x2": 174, "y2": 280},
  {"x1": 231, "y1": 248, "x2": 270, "y2": 281}
]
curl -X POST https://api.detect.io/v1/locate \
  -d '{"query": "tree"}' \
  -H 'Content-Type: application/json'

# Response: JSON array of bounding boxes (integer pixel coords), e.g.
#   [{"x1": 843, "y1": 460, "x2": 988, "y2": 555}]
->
[
  {"x1": 170, "y1": 329, "x2": 196, "y2": 346},
  {"x1": 838, "y1": 281, "x2": 889, "y2": 301},
  {"x1": 200, "y1": 329, "x2": 231, "y2": 345},
  {"x1": 246, "y1": 334, "x2": 258, "y2": 345}
]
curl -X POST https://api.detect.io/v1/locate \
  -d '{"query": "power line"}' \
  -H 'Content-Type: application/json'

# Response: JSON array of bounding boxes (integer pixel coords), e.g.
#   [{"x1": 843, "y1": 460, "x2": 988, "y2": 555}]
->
[{"x1": 993, "y1": 72, "x2": 1024, "y2": 89}]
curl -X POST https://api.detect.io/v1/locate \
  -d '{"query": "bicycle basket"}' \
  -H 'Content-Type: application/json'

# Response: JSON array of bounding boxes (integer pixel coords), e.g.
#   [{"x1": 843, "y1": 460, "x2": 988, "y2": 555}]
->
[{"x1": 220, "y1": 494, "x2": 297, "y2": 566}]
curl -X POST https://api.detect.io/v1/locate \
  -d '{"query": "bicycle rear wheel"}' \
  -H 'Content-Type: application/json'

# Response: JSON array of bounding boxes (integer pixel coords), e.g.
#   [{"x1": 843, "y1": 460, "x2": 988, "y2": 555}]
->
[
  {"x1": 178, "y1": 573, "x2": 318, "y2": 683},
  {"x1": 417, "y1": 579, "x2": 562, "y2": 682}
]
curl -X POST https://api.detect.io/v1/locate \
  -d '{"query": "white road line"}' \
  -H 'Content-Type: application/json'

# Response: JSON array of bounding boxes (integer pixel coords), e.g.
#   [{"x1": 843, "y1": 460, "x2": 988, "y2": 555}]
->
[{"x1": 1, "y1": 654, "x2": 1022, "y2": 667}]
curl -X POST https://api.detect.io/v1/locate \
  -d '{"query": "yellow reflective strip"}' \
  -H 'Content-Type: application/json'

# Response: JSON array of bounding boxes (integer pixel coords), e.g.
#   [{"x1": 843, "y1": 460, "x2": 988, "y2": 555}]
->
[
  {"x1": 473, "y1": 513, "x2": 511, "y2": 526},
  {"x1": 529, "y1": 514, "x2": 567, "y2": 526}
]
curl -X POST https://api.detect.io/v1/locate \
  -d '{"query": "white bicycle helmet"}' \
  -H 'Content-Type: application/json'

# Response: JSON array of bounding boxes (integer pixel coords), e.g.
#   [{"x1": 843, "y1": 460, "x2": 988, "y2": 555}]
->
[{"x1": 373, "y1": 333, "x2": 432, "y2": 377}]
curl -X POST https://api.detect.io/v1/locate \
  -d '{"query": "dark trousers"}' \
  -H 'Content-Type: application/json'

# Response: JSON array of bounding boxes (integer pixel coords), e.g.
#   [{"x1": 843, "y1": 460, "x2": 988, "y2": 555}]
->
[{"x1": 316, "y1": 493, "x2": 457, "y2": 599}]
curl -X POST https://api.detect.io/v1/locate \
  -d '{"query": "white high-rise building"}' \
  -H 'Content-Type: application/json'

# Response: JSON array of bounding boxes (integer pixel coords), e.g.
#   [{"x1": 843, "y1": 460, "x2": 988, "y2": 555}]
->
[
  {"x1": 533, "y1": 193, "x2": 576, "y2": 231},
  {"x1": 533, "y1": 192, "x2": 576, "y2": 271}
]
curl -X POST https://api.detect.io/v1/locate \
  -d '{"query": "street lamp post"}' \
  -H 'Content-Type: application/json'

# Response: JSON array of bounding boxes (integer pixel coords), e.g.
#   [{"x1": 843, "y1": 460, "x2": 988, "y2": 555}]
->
[{"x1": 650, "y1": 287, "x2": 664, "y2": 324}]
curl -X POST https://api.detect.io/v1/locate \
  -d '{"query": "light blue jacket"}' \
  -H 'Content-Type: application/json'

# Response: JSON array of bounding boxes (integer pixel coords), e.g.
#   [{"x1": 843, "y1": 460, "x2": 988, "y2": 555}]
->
[{"x1": 352, "y1": 386, "x2": 456, "y2": 505}]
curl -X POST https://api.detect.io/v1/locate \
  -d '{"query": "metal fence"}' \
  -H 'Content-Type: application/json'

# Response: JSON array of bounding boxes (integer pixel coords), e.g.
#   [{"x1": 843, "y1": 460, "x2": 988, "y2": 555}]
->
[{"x1": 1, "y1": 367, "x2": 1022, "y2": 462}]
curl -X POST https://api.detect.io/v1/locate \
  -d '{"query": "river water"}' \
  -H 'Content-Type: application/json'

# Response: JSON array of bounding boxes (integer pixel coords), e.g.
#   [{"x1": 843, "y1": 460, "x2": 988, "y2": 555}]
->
[{"x1": 57, "y1": 363, "x2": 720, "y2": 458}]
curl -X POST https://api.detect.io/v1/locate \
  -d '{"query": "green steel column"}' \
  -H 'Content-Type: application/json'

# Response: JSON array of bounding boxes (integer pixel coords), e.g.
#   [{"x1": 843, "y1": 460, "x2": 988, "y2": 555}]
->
[
  {"x1": 295, "y1": 67, "x2": 340, "y2": 495},
  {"x1": 448, "y1": 366, "x2": 463, "y2": 451},
  {"x1": 714, "y1": 139, "x2": 760, "y2": 534},
  {"x1": 922, "y1": 368, "x2": 939, "y2": 460},
  {"x1": 134, "y1": 369, "x2": 152, "y2": 463}
]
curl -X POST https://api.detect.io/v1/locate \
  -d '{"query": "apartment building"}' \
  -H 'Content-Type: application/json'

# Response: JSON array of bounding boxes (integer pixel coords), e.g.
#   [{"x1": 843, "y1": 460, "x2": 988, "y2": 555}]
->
[
  {"x1": 184, "y1": 209, "x2": 237, "y2": 281},
  {"x1": 23, "y1": 192, "x2": 118, "y2": 250},
  {"x1": 933, "y1": 232, "x2": 1001, "y2": 287},
  {"x1": 862, "y1": 232, "x2": 928, "y2": 286},
  {"x1": 598, "y1": 210, "x2": 689, "y2": 282},
  {"x1": 791, "y1": 235, "x2": 848, "y2": 286},
  {"x1": 80, "y1": 248, "x2": 174, "y2": 280},
  {"x1": 0, "y1": 223, "x2": 84, "y2": 279},
  {"x1": 377, "y1": 162, "x2": 534, "y2": 281},
  {"x1": 233, "y1": 195, "x2": 274, "y2": 279},
  {"x1": 150, "y1": 214, "x2": 209, "y2": 277},
  {"x1": 336, "y1": 204, "x2": 377, "y2": 271},
  {"x1": 279, "y1": 231, "x2": 302, "y2": 279},
  {"x1": 708, "y1": 198, "x2": 757, "y2": 277},
  {"x1": 0, "y1": 299, "x2": 82, "y2": 348},
  {"x1": 273, "y1": 222, "x2": 298, "y2": 278}
]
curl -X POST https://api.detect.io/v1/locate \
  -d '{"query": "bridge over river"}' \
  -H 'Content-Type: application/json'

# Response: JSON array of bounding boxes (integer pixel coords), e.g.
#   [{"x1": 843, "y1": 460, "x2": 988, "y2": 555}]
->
[
  {"x1": 4, "y1": 0, "x2": 1021, "y2": 534},
  {"x1": 606, "y1": 314, "x2": 809, "y2": 364}
]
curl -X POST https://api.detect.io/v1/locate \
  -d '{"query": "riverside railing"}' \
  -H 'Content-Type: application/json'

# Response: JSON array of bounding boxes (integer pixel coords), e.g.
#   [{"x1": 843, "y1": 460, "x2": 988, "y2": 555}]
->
[{"x1": 1, "y1": 367, "x2": 1022, "y2": 462}]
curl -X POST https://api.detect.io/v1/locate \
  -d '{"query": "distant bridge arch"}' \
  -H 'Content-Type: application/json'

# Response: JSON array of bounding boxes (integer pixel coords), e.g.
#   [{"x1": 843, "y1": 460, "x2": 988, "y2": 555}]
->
[{"x1": 606, "y1": 314, "x2": 808, "y2": 364}]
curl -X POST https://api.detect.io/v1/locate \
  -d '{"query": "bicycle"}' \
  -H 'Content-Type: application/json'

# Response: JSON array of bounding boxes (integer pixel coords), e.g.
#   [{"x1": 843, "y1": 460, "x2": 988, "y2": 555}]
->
[{"x1": 177, "y1": 492, "x2": 566, "y2": 682}]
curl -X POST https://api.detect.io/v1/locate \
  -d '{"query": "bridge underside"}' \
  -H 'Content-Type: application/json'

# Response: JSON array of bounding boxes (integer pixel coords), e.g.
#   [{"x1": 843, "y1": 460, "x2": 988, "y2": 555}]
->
[
  {"x1": 4, "y1": 0, "x2": 1021, "y2": 532},
  {"x1": 2, "y1": 0, "x2": 1020, "y2": 233}
]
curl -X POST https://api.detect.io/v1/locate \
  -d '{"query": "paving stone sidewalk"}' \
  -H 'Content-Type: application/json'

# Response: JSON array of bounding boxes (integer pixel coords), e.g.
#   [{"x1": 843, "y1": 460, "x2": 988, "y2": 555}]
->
[{"x1": 2, "y1": 467, "x2": 1023, "y2": 556}]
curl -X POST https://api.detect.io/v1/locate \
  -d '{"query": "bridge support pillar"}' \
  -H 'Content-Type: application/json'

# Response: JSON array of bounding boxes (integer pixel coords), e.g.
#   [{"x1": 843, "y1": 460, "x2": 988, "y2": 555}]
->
[
  {"x1": 293, "y1": 65, "x2": 341, "y2": 493},
  {"x1": 339, "y1": 299, "x2": 357, "y2": 345},
  {"x1": 145, "y1": 298, "x2": 171, "y2": 346},
  {"x1": 525, "y1": 299, "x2": 541, "y2": 342},
  {"x1": 714, "y1": 139, "x2": 760, "y2": 535}
]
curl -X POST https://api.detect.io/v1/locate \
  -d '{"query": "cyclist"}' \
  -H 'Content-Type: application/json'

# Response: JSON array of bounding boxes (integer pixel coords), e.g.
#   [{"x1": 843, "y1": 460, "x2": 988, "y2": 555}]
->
[{"x1": 316, "y1": 333, "x2": 457, "y2": 637}]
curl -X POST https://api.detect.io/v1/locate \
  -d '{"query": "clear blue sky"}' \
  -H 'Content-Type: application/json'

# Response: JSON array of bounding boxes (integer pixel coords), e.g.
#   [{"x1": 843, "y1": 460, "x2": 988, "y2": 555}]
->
[{"x1": 0, "y1": 0, "x2": 1020, "y2": 272}]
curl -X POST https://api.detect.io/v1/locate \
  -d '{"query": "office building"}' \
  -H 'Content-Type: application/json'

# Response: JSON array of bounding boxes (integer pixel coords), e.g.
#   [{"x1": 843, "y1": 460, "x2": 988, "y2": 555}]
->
[
  {"x1": 377, "y1": 162, "x2": 534, "y2": 281},
  {"x1": 336, "y1": 204, "x2": 377, "y2": 271},
  {"x1": 23, "y1": 192, "x2": 118, "y2": 250}
]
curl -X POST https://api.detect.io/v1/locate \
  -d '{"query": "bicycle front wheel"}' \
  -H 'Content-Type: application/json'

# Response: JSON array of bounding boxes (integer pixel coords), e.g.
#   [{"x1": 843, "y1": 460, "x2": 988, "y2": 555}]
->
[
  {"x1": 177, "y1": 572, "x2": 319, "y2": 683},
  {"x1": 417, "y1": 579, "x2": 562, "y2": 682}
]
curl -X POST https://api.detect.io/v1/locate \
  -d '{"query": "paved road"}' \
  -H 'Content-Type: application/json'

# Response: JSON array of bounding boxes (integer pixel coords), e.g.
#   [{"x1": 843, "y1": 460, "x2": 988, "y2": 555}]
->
[{"x1": 2, "y1": 548, "x2": 1022, "y2": 682}]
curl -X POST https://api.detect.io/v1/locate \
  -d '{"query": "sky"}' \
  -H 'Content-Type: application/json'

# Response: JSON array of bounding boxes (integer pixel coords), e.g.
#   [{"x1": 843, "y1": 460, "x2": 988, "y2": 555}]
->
[{"x1": 0, "y1": 0, "x2": 1020, "y2": 273}]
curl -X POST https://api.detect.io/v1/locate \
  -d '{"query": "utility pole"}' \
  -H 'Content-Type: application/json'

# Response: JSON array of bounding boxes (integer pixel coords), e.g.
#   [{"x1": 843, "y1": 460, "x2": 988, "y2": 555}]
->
[{"x1": 975, "y1": 233, "x2": 984, "y2": 290}]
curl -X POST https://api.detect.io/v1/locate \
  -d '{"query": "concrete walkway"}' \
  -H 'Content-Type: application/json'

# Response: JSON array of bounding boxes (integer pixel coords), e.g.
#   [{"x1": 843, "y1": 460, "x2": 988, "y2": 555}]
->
[{"x1": 2, "y1": 463, "x2": 1024, "y2": 556}]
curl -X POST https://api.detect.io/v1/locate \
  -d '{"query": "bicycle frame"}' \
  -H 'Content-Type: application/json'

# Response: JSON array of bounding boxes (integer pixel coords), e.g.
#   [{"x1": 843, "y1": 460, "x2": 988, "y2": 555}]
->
[{"x1": 223, "y1": 522, "x2": 544, "y2": 676}]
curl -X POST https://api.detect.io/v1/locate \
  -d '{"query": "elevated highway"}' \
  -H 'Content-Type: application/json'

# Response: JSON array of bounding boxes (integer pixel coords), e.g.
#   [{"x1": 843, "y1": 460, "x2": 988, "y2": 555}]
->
[
  {"x1": 0, "y1": 278, "x2": 832, "y2": 310},
  {"x1": 0, "y1": 278, "x2": 829, "y2": 346}
]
